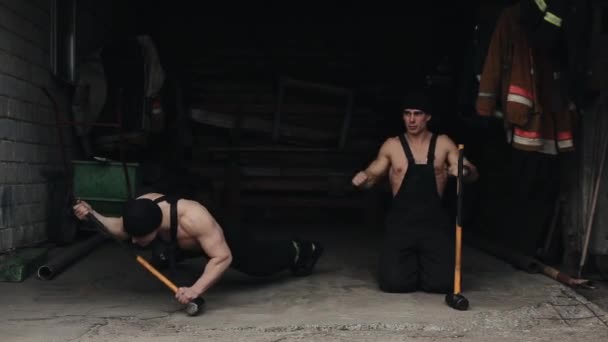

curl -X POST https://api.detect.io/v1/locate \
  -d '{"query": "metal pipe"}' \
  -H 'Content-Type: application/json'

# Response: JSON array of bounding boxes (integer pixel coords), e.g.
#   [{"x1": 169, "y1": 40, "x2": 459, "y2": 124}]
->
[
  {"x1": 37, "y1": 233, "x2": 107, "y2": 280},
  {"x1": 540, "y1": 263, "x2": 594, "y2": 289},
  {"x1": 468, "y1": 236, "x2": 542, "y2": 274},
  {"x1": 469, "y1": 236, "x2": 593, "y2": 288}
]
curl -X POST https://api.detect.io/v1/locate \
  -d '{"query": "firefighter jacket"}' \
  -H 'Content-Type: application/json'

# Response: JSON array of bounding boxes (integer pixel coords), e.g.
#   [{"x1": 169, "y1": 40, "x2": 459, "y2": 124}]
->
[{"x1": 476, "y1": 3, "x2": 574, "y2": 154}]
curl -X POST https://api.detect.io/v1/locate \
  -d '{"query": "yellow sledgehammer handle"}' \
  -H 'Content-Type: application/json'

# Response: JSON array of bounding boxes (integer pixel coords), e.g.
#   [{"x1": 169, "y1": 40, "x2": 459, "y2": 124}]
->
[
  {"x1": 454, "y1": 144, "x2": 464, "y2": 295},
  {"x1": 455, "y1": 223, "x2": 462, "y2": 294},
  {"x1": 136, "y1": 255, "x2": 179, "y2": 293}
]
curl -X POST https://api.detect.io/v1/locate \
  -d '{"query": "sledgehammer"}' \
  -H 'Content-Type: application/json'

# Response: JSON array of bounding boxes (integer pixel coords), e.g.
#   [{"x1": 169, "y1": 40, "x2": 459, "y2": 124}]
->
[
  {"x1": 85, "y1": 211, "x2": 205, "y2": 316},
  {"x1": 134, "y1": 253, "x2": 205, "y2": 316},
  {"x1": 445, "y1": 144, "x2": 469, "y2": 311}
]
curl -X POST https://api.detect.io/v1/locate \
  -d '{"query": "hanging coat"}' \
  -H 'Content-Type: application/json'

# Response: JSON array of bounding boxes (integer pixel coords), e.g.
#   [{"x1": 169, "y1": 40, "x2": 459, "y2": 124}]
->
[{"x1": 476, "y1": 3, "x2": 575, "y2": 154}]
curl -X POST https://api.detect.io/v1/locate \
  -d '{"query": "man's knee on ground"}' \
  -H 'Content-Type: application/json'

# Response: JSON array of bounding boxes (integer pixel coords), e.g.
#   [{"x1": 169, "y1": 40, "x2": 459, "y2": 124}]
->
[
  {"x1": 419, "y1": 274, "x2": 452, "y2": 294},
  {"x1": 378, "y1": 273, "x2": 417, "y2": 293}
]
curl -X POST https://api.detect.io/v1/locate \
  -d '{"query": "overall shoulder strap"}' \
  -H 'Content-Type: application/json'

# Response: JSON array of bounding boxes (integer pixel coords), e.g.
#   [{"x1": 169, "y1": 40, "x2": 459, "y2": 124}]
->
[
  {"x1": 152, "y1": 195, "x2": 178, "y2": 245},
  {"x1": 152, "y1": 195, "x2": 179, "y2": 273},
  {"x1": 153, "y1": 195, "x2": 168, "y2": 204},
  {"x1": 170, "y1": 200, "x2": 177, "y2": 246},
  {"x1": 398, "y1": 135, "x2": 415, "y2": 163},
  {"x1": 427, "y1": 134, "x2": 438, "y2": 165}
]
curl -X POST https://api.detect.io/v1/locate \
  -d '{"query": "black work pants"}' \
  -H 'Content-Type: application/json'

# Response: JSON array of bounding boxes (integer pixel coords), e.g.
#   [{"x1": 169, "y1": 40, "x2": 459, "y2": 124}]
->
[
  {"x1": 223, "y1": 226, "x2": 297, "y2": 277},
  {"x1": 152, "y1": 226, "x2": 297, "y2": 277},
  {"x1": 378, "y1": 225, "x2": 454, "y2": 293}
]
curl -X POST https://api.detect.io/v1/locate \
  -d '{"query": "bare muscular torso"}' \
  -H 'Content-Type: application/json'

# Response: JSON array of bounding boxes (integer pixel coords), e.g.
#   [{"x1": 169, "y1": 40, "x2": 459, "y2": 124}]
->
[{"x1": 386, "y1": 134, "x2": 449, "y2": 197}]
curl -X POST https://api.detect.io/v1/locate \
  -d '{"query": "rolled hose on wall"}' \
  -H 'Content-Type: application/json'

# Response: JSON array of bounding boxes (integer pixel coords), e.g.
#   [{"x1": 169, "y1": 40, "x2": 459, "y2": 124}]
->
[{"x1": 37, "y1": 233, "x2": 107, "y2": 280}]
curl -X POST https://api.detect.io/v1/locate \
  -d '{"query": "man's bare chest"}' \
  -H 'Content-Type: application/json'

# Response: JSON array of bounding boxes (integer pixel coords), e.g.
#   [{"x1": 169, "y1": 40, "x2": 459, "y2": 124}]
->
[{"x1": 390, "y1": 151, "x2": 446, "y2": 175}]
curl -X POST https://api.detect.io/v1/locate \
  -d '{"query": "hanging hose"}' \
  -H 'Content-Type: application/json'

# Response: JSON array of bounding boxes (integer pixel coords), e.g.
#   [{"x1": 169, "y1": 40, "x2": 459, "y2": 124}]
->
[
  {"x1": 42, "y1": 87, "x2": 78, "y2": 243},
  {"x1": 115, "y1": 88, "x2": 133, "y2": 199},
  {"x1": 37, "y1": 83, "x2": 136, "y2": 279},
  {"x1": 37, "y1": 86, "x2": 106, "y2": 279}
]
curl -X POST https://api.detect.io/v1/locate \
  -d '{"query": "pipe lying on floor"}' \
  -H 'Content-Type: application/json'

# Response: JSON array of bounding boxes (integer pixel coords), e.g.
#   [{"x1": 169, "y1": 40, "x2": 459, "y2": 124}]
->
[
  {"x1": 37, "y1": 233, "x2": 107, "y2": 280},
  {"x1": 469, "y1": 236, "x2": 542, "y2": 274},
  {"x1": 539, "y1": 263, "x2": 594, "y2": 289},
  {"x1": 468, "y1": 235, "x2": 593, "y2": 288}
]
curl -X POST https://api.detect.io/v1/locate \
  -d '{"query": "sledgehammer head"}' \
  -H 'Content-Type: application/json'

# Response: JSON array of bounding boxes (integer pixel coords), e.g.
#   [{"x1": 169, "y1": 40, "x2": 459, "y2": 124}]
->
[
  {"x1": 185, "y1": 297, "x2": 205, "y2": 316},
  {"x1": 445, "y1": 293, "x2": 469, "y2": 311}
]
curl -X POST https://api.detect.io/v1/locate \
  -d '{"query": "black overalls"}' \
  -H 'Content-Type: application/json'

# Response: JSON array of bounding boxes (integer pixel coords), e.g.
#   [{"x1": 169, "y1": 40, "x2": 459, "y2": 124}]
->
[
  {"x1": 378, "y1": 134, "x2": 454, "y2": 293},
  {"x1": 149, "y1": 196, "x2": 297, "y2": 277}
]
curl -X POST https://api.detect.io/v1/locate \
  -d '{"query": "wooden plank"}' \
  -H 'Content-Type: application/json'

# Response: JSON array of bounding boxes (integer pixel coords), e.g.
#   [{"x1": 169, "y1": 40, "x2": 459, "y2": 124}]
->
[
  {"x1": 273, "y1": 76, "x2": 355, "y2": 148},
  {"x1": 203, "y1": 146, "x2": 369, "y2": 153},
  {"x1": 238, "y1": 195, "x2": 368, "y2": 208},
  {"x1": 190, "y1": 109, "x2": 334, "y2": 141},
  {"x1": 339, "y1": 93, "x2": 354, "y2": 149},
  {"x1": 190, "y1": 166, "x2": 353, "y2": 179},
  {"x1": 192, "y1": 134, "x2": 378, "y2": 150},
  {"x1": 240, "y1": 179, "x2": 342, "y2": 192},
  {"x1": 193, "y1": 152, "x2": 368, "y2": 170},
  {"x1": 281, "y1": 77, "x2": 353, "y2": 95},
  {"x1": 189, "y1": 102, "x2": 350, "y2": 115}
]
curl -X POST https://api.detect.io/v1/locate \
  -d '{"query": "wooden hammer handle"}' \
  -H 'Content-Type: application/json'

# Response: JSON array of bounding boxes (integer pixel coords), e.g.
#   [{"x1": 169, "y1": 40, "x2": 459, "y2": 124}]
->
[
  {"x1": 454, "y1": 144, "x2": 464, "y2": 295},
  {"x1": 136, "y1": 255, "x2": 178, "y2": 293},
  {"x1": 455, "y1": 225, "x2": 462, "y2": 294}
]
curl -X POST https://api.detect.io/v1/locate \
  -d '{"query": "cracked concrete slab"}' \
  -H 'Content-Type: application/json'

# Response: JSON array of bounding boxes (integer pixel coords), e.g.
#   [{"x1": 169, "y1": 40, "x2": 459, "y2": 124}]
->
[{"x1": 0, "y1": 226, "x2": 607, "y2": 341}]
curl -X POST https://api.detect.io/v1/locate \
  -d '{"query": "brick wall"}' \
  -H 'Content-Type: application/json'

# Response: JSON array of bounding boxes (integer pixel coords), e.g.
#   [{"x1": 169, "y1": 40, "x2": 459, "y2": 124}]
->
[{"x1": 0, "y1": 0, "x2": 72, "y2": 252}]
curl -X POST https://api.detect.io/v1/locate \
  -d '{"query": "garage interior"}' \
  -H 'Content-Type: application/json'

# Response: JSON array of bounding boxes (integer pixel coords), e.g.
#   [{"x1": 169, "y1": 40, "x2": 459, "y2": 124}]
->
[
  {"x1": 1, "y1": 0, "x2": 608, "y2": 340},
  {"x1": 66, "y1": 0, "x2": 605, "y2": 274}
]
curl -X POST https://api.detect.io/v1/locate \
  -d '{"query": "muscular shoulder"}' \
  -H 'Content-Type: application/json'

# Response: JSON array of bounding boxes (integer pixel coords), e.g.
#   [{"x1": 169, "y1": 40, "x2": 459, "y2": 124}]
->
[
  {"x1": 436, "y1": 134, "x2": 457, "y2": 151},
  {"x1": 178, "y1": 200, "x2": 218, "y2": 238},
  {"x1": 380, "y1": 136, "x2": 401, "y2": 154},
  {"x1": 137, "y1": 192, "x2": 164, "y2": 200}
]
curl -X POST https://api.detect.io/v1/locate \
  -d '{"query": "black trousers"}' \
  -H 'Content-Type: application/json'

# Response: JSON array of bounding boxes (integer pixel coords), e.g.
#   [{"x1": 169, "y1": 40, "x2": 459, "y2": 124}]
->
[
  {"x1": 223, "y1": 226, "x2": 297, "y2": 277},
  {"x1": 151, "y1": 226, "x2": 297, "y2": 277},
  {"x1": 378, "y1": 225, "x2": 454, "y2": 294}
]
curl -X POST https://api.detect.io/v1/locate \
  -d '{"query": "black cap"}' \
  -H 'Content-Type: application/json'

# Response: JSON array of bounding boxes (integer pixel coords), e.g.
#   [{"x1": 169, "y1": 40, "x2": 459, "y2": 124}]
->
[
  {"x1": 122, "y1": 198, "x2": 162, "y2": 237},
  {"x1": 400, "y1": 90, "x2": 432, "y2": 114}
]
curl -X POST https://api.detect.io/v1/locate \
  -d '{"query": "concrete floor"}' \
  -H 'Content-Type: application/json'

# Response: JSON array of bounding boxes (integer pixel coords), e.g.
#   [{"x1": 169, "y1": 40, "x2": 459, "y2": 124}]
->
[{"x1": 1, "y1": 224, "x2": 607, "y2": 342}]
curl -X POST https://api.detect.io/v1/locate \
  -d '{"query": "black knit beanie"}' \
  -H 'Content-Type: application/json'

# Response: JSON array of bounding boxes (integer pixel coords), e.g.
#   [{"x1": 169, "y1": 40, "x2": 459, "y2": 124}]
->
[
  {"x1": 400, "y1": 90, "x2": 432, "y2": 114},
  {"x1": 122, "y1": 198, "x2": 163, "y2": 237}
]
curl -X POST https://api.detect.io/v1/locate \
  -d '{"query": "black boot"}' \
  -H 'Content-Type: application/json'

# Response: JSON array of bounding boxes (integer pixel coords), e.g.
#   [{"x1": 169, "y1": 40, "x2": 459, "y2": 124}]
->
[{"x1": 291, "y1": 240, "x2": 324, "y2": 277}]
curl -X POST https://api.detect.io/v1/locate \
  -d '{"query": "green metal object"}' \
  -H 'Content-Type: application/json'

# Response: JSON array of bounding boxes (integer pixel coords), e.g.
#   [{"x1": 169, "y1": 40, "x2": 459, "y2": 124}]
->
[
  {"x1": 0, "y1": 248, "x2": 48, "y2": 282},
  {"x1": 72, "y1": 160, "x2": 140, "y2": 216}
]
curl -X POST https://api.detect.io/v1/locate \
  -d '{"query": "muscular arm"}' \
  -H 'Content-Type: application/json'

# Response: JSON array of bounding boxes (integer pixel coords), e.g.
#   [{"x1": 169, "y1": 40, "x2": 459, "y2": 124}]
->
[
  {"x1": 74, "y1": 193, "x2": 169, "y2": 241},
  {"x1": 180, "y1": 206, "x2": 232, "y2": 297},
  {"x1": 73, "y1": 200, "x2": 128, "y2": 240},
  {"x1": 442, "y1": 135, "x2": 479, "y2": 183},
  {"x1": 93, "y1": 213, "x2": 127, "y2": 240},
  {"x1": 353, "y1": 139, "x2": 392, "y2": 189}
]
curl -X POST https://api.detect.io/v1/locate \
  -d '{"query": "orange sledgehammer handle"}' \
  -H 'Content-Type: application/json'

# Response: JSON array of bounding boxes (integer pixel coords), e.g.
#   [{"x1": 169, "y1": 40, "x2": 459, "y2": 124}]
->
[
  {"x1": 455, "y1": 224, "x2": 462, "y2": 294},
  {"x1": 136, "y1": 255, "x2": 179, "y2": 293},
  {"x1": 454, "y1": 144, "x2": 464, "y2": 295}
]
